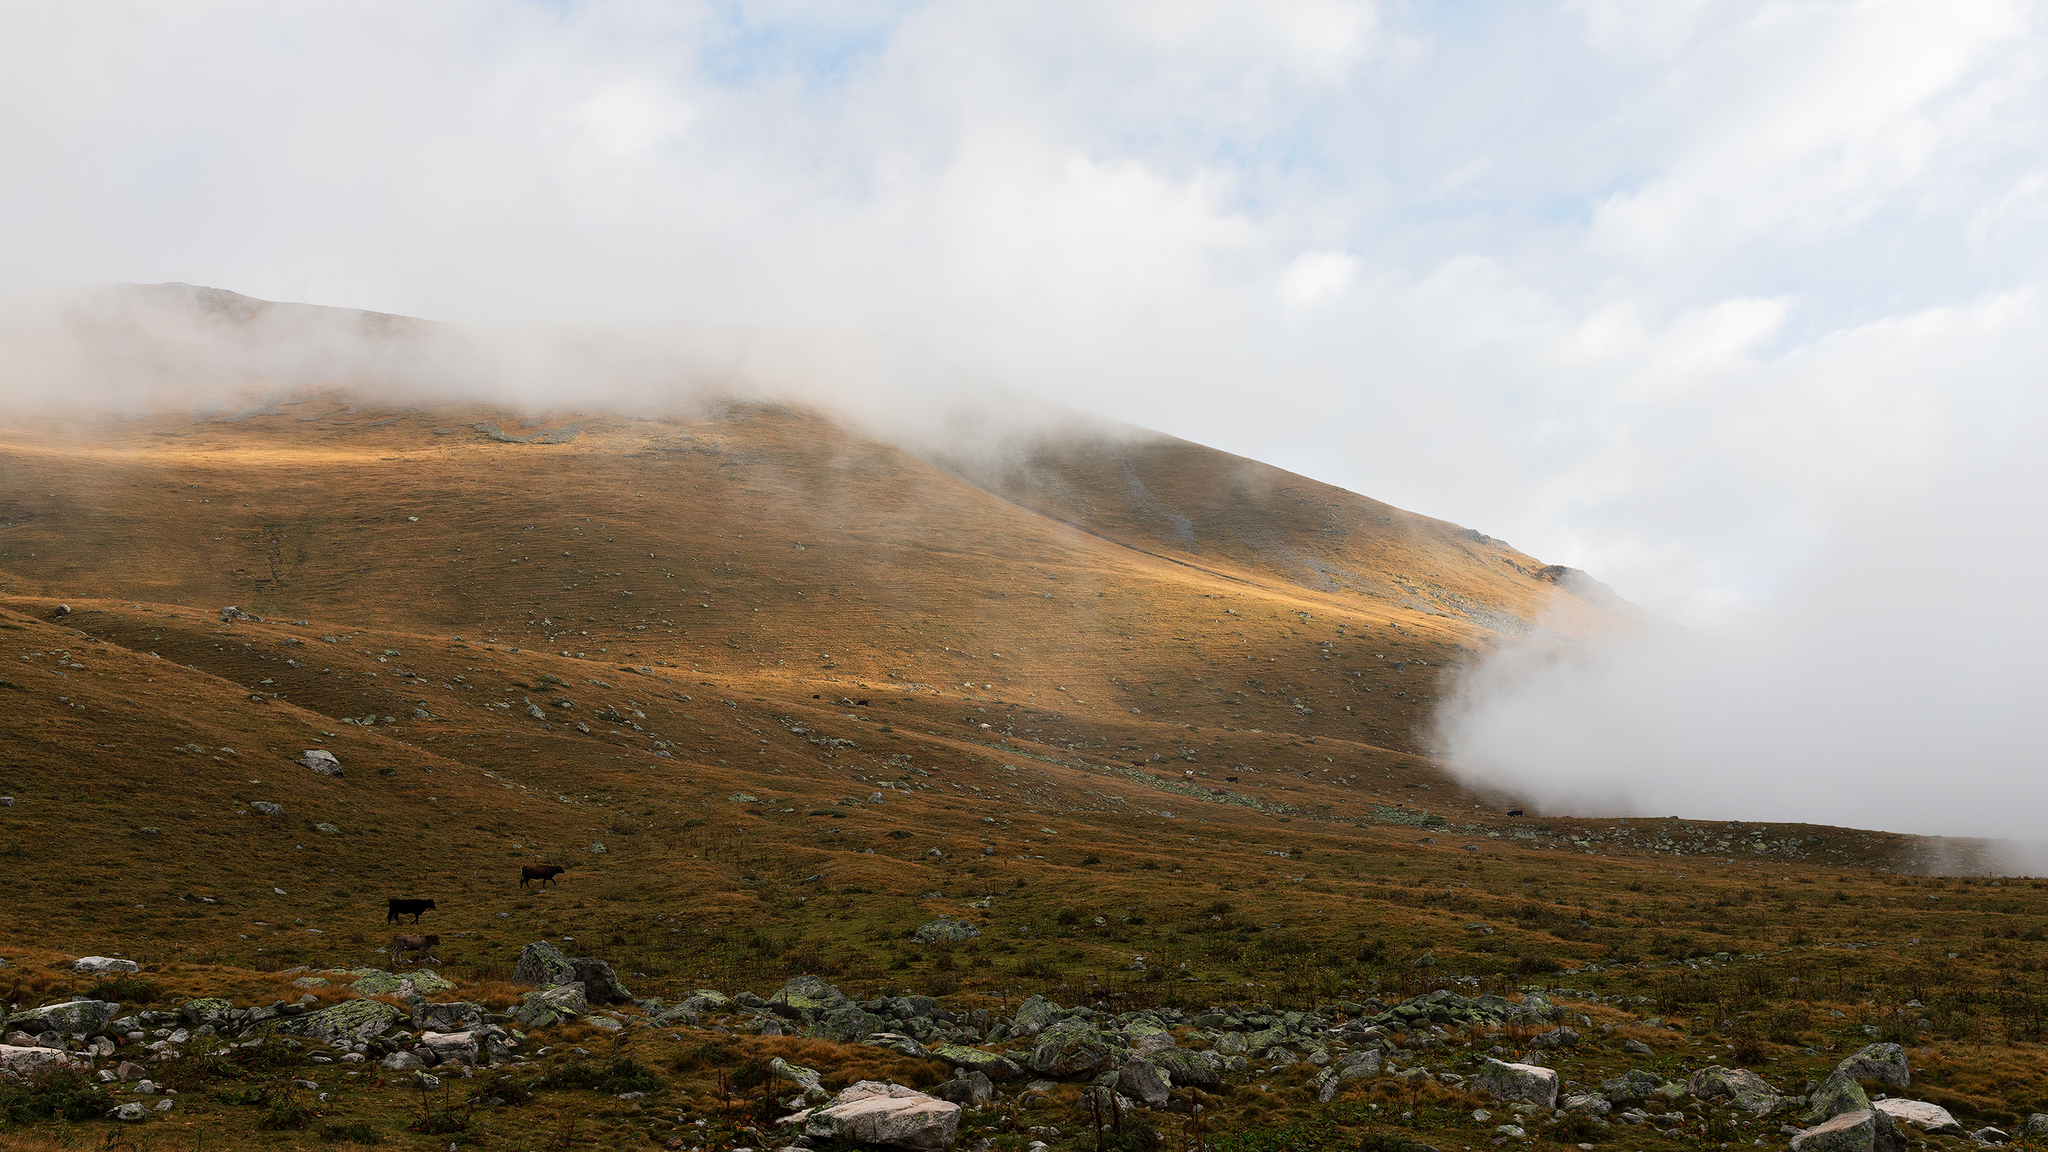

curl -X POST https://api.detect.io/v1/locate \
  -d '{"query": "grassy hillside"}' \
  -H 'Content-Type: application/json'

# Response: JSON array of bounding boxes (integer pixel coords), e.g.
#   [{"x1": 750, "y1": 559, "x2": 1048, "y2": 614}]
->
[{"x1": 2, "y1": 347, "x2": 2045, "y2": 1150}]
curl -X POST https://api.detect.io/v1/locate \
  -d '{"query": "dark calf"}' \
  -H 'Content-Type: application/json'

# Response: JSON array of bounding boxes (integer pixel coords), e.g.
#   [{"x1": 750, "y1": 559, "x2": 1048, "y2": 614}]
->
[
  {"x1": 387, "y1": 898, "x2": 437, "y2": 924},
  {"x1": 521, "y1": 864, "x2": 566, "y2": 889}
]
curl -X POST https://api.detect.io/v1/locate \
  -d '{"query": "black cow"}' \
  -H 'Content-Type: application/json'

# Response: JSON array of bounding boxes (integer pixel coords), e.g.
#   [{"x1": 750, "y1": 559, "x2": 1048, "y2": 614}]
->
[
  {"x1": 521, "y1": 864, "x2": 566, "y2": 889},
  {"x1": 387, "y1": 897, "x2": 437, "y2": 924},
  {"x1": 1225, "y1": 776, "x2": 1239, "y2": 783},
  {"x1": 1507, "y1": 809, "x2": 1525, "y2": 817}
]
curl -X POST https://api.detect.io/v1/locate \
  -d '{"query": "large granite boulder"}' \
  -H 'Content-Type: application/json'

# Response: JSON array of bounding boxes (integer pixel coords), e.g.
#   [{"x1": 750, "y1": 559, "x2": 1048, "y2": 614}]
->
[
  {"x1": 1010, "y1": 995, "x2": 1063, "y2": 1036},
  {"x1": 513, "y1": 940, "x2": 577, "y2": 987},
  {"x1": 569, "y1": 957, "x2": 633, "y2": 1005},
  {"x1": 177, "y1": 998, "x2": 238, "y2": 1029},
  {"x1": 773, "y1": 1056, "x2": 829, "y2": 1103},
  {"x1": 73, "y1": 957, "x2": 140, "y2": 974},
  {"x1": 412, "y1": 1001, "x2": 485, "y2": 1034},
  {"x1": 928, "y1": 1044, "x2": 1023, "y2": 1081},
  {"x1": 11, "y1": 1000, "x2": 121, "y2": 1036},
  {"x1": 1689, "y1": 1066, "x2": 1782, "y2": 1114},
  {"x1": 0, "y1": 1045, "x2": 80, "y2": 1074},
  {"x1": 1802, "y1": 1071, "x2": 1873, "y2": 1127},
  {"x1": 1032, "y1": 1019, "x2": 1121, "y2": 1079},
  {"x1": 1119, "y1": 1055, "x2": 1172, "y2": 1106},
  {"x1": 511, "y1": 983, "x2": 587, "y2": 1028},
  {"x1": 1478, "y1": 1058, "x2": 1559, "y2": 1108},
  {"x1": 793, "y1": 1081, "x2": 961, "y2": 1151},
  {"x1": 770, "y1": 974, "x2": 850, "y2": 1018},
  {"x1": 273, "y1": 999, "x2": 401, "y2": 1046},
  {"x1": 1836, "y1": 1043, "x2": 1910, "y2": 1089},
  {"x1": 1793, "y1": 1109, "x2": 1908, "y2": 1152},
  {"x1": 1152, "y1": 1045, "x2": 1223, "y2": 1089}
]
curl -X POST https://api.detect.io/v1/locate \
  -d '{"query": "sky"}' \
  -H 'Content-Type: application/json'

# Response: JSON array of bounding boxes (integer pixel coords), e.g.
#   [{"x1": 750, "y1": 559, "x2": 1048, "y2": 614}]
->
[{"x1": 6, "y1": 1, "x2": 2048, "y2": 841}]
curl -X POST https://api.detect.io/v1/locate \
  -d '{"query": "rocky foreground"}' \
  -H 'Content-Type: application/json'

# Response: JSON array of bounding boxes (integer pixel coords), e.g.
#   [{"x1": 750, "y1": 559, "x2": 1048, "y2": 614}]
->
[{"x1": 1, "y1": 944, "x2": 2039, "y2": 1151}]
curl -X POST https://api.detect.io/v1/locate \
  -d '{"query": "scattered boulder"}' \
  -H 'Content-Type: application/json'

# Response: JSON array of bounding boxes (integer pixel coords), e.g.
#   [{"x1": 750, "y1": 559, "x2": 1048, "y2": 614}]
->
[
  {"x1": 1478, "y1": 1058, "x2": 1559, "y2": 1108},
  {"x1": 1032, "y1": 1020, "x2": 1120, "y2": 1079},
  {"x1": 177, "y1": 998, "x2": 238, "y2": 1029},
  {"x1": 1152, "y1": 1045, "x2": 1223, "y2": 1090},
  {"x1": 412, "y1": 1001, "x2": 485, "y2": 1034},
  {"x1": 272, "y1": 999, "x2": 402, "y2": 1047},
  {"x1": 911, "y1": 918, "x2": 980, "y2": 945},
  {"x1": 1622, "y1": 1038, "x2": 1655, "y2": 1055},
  {"x1": 929, "y1": 1043, "x2": 1023, "y2": 1081},
  {"x1": 512, "y1": 983, "x2": 588, "y2": 1028},
  {"x1": 932, "y1": 1071, "x2": 996, "y2": 1106},
  {"x1": 0, "y1": 1045, "x2": 80, "y2": 1074},
  {"x1": 1118, "y1": 1055, "x2": 1172, "y2": 1106},
  {"x1": 772, "y1": 1056, "x2": 829, "y2": 1103},
  {"x1": 569, "y1": 957, "x2": 633, "y2": 1005},
  {"x1": 298, "y1": 750, "x2": 342, "y2": 776},
  {"x1": 770, "y1": 973, "x2": 850, "y2": 1017},
  {"x1": 1802, "y1": 1070, "x2": 1874, "y2": 1127},
  {"x1": 1010, "y1": 995, "x2": 1064, "y2": 1036},
  {"x1": 1600, "y1": 1068, "x2": 1666, "y2": 1105},
  {"x1": 2021, "y1": 1115, "x2": 2048, "y2": 1140},
  {"x1": 864, "y1": 1032, "x2": 930, "y2": 1059},
  {"x1": 1875, "y1": 1099, "x2": 1965, "y2": 1136},
  {"x1": 1689, "y1": 1066, "x2": 1782, "y2": 1114},
  {"x1": 1531, "y1": 1026, "x2": 1579, "y2": 1049},
  {"x1": 380, "y1": 1050, "x2": 423, "y2": 1071},
  {"x1": 108, "y1": 1101, "x2": 150, "y2": 1122},
  {"x1": 72, "y1": 957, "x2": 140, "y2": 974},
  {"x1": 512, "y1": 940, "x2": 578, "y2": 988},
  {"x1": 1562, "y1": 1093, "x2": 1613, "y2": 1117},
  {"x1": 793, "y1": 1080, "x2": 962, "y2": 1151},
  {"x1": 251, "y1": 802, "x2": 284, "y2": 817},
  {"x1": 1836, "y1": 1042, "x2": 1911, "y2": 1089},
  {"x1": 1971, "y1": 1128, "x2": 2010, "y2": 1145},
  {"x1": 10, "y1": 1000, "x2": 120, "y2": 1036}
]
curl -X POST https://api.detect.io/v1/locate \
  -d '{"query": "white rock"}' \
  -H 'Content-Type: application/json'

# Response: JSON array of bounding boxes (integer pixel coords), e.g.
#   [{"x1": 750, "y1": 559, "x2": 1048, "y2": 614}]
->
[
  {"x1": 1877, "y1": 1099, "x2": 1963, "y2": 1133},
  {"x1": 299, "y1": 749, "x2": 343, "y2": 776},
  {"x1": 792, "y1": 1080, "x2": 961, "y2": 1151},
  {"x1": 73, "y1": 956, "x2": 140, "y2": 974},
  {"x1": 0, "y1": 1045, "x2": 80, "y2": 1074}
]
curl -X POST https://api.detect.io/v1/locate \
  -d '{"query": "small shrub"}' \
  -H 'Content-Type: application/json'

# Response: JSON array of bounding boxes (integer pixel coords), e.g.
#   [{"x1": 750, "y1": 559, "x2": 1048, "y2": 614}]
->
[
  {"x1": 0, "y1": 1064, "x2": 103, "y2": 1122},
  {"x1": 553, "y1": 1045, "x2": 662, "y2": 1094},
  {"x1": 322, "y1": 1120, "x2": 384, "y2": 1144},
  {"x1": 1550, "y1": 1112, "x2": 1607, "y2": 1144},
  {"x1": 1082, "y1": 854, "x2": 1102, "y2": 866},
  {"x1": 258, "y1": 1076, "x2": 316, "y2": 1130},
  {"x1": 86, "y1": 976, "x2": 162, "y2": 1004}
]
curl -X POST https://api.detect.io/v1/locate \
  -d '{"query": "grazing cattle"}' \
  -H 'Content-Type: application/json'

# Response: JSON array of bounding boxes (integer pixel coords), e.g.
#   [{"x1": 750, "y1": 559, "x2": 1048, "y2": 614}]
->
[
  {"x1": 386, "y1": 897, "x2": 437, "y2": 924},
  {"x1": 1507, "y1": 809, "x2": 1525, "y2": 817},
  {"x1": 390, "y1": 933, "x2": 441, "y2": 965},
  {"x1": 521, "y1": 864, "x2": 567, "y2": 889},
  {"x1": 1225, "y1": 776, "x2": 1239, "y2": 783}
]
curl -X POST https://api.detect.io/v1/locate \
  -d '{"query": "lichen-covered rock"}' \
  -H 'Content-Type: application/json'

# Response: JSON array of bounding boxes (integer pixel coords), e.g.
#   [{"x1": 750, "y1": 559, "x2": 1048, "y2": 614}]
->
[
  {"x1": 1836, "y1": 1042, "x2": 1911, "y2": 1089},
  {"x1": 1600, "y1": 1068, "x2": 1666, "y2": 1104},
  {"x1": 412, "y1": 1001, "x2": 485, "y2": 1034},
  {"x1": 911, "y1": 918, "x2": 980, "y2": 945},
  {"x1": 177, "y1": 998, "x2": 237, "y2": 1029},
  {"x1": 399, "y1": 970, "x2": 455, "y2": 997},
  {"x1": 73, "y1": 957, "x2": 140, "y2": 974},
  {"x1": 1802, "y1": 1071, "x2": 1874, "y2": 1127},
  {"x1": 770, "y1": 974, "x2": 850, "y2": 1018},
  {"x1": 1122, "y1": 1017, "x2": 1176, "y2": 1054},
  {"x1": 511, "y1": 983, "x2": 587, "y2": 1028},
  {"x1": 1010, "y1": 995, "x2": 1063, "y2": 1036},
  {"x1": 273, "y1": 999, "x2": 401, "y2": 1046},
  {"x1": 513, "y1": 941, "x2": 578, "y2": 988},
  {"x1": 1032, "y1": 1019, "x2": 1121, "y2": 1079},
  {"x1": 1152, "y1": 1045, "x2": 1223, "y2": 1089},
  {"x1": 0, "y1": 1045, "x2": 80, "y2": 1074},
  {"x1": 1689, "y1": 1066, "x2": 1782, "y2": 1114},
  {"x1": 794, "y1": 1080, "x2": 962, "y2": 1151},
  {"x1": 1875, "y1": 1099, "x2": 1965, "y2": 1136},
  {"x1": 1311, "y1": 1055, "x2": 1378, "y2": 1103},
  {"x1": 11, "y1": 1000, "x2": 121, "y2": 1036},
  {"x1": 1562, "y1": 1093, "x2": 1612, "y2": 1117},
  {"x1": 932, "y1": 1071, "x2": 996, "y2": 1106},
  {"x1": 863, "y1": 1032, "x2": 930, "y2": 1059},
  {"x1": 349, "y1": 970, "x2": 406, "y2": 996},
  {"x1": 419, "y1": 1030, "x2": 479, "y2": 1066},
  {"x1": 773, "y1": 1056, "x2": 829, "y2": 1103},
  {"x1": 2020, "y1": 1114, "x2": 2048, "y2": 1140},
  {"x1": 1478, "y1": 1058, "x2": 1559, "y2": 1108},
  {"x1": 1119, "y1": 1055, "x2": 1171, "y2": 1106}
]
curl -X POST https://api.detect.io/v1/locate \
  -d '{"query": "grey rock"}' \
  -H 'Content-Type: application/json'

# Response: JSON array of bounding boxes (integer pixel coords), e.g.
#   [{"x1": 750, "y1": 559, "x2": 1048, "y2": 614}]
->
[
  {"x1": 1010, "y1": 995, "x2": 1063, "y2": 1036},
  {"x1": 0, "y1": 1044, "x2": 80, "y2": 1074},
  {"x1": 1118, "y1": 1055, "x2": 1171, "y2": 1106},
  {"x1": 512, "y1": 940, "x2": 578, "y2": 988},
  {"x1": 10, "y1": 999, "x2": 120, "y2": 1036},
  {"x1": 109, "y1": 1102, "x2": 151, "y2": 1122},
  {"x1": 863, "y1": 1032, "x2": 930, "y2": 1059},
  {"x1": 299, "y1": 749, "x2": 342, "y2": 776},
  {"x1": 1151, "y1": 1046, "x2": 1222, "y2": 1089},
  {"x1": 932, "y1": 1071, "x2": 997, "y2": 1107},
  {"x1": 251, "y1": 802, "x2": 285, "y2": 817},
  {"x1": 1478, "y1": 1058, "x2": 1559, "y2": 1108},
  {"x1": 1622, "y1": 1037, "x2": 1655, "y2": 1055},
  {"x1": 773, "y1": 1056, "x2": 829, "y2": 1103},
  {"x1": 1532, "y1": 1026, "x2": 1579, "y2": 1048},
  {"x1": 178, "y1": 998, "x2": 237, "y2": 1029},
  {"x1": 412, "y1": 1002, "x2": 485, "y2": 1034},
  {"x1": 930, "y1": 1044, "x2": 1024, "y2": 1080},
  {"x1": 412, "y1": 1070, "x2": 442, "y2": 1090},
  {"x1": 72, "y1": 956, "x2": 140, "y2": 974},
  {"x1": 1690, "y1": 1066, "x2": 1782, "y2": 1114},
  {"x1": 512, "y1": 983, "x2": 588, "y2": 1028},
  {"x1": 912, "y1": 918, "x2": 981, "y2": 945},
  {"x1": 1972, "y1": 1129, "x2": 2010, "y2": 1146},
  {"x1": 1562, "y1": 1093, "x2": 1612, "y2": 1117},
  {"x1": 273, "y1": 999, "x2": 402, "y2": 1046},
  {"x1": 569, "y1": 957, "x2": 633, "y2": 1005},
  {"x1": 1032, "y1": 1019, "x2": 1121, "y2": 1079},
  {"x1": 380, "y1": 1050, "x2": 423, "y2": 1071},
  {"x1": 2020, "y1": 1114, "x2": 2048, "y2": 1140},
  {"x1": 1836, "y1": 1042, "x2": 1910, "y2": 1089},
  {"x1": 1803, "y1": 1071, "x2": 1874, "y2": 1127},
  {"x1": 770, "y1": 973, "x2": 850, "y2": 1018},
  {"x1": 1601, "y1": 1068, "x2": 1666, "y2": 1104}
]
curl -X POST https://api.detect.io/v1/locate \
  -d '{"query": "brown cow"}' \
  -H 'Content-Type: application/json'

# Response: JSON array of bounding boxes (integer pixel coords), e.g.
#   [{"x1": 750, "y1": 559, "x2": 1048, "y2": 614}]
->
[
  {"x1": 521, "y1": 864, "x2": 566, "y2": 889},
  {"x1": 390, "y1": 933, "x2": 441, "y2": 965}
]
